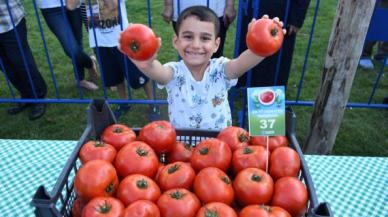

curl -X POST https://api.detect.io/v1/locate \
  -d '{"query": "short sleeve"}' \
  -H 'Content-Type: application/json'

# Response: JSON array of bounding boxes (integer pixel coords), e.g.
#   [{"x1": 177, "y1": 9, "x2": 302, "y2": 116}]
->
[
  {"x1": 157, "y1": 61, "x2": 179, "y2": 89},
  {"x1": 215, "y1": 57, "x2": 238, "y2": 89}
]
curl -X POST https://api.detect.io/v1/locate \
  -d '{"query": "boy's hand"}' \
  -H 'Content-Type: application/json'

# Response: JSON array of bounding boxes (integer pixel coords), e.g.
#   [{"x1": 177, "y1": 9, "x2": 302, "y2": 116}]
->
[{"x1": 223, "y1": 4, "x2": 236, "y2": 27}]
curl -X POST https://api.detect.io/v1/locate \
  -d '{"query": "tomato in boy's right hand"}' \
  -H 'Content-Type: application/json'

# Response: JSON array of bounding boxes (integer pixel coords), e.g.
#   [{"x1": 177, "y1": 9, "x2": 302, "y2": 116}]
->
[
  {"x1": 246, "y1": 18, "x2": 284, "y2": 57},
  {"x1": 119, "y1": 23, "x2": 159, "y2": 61}
]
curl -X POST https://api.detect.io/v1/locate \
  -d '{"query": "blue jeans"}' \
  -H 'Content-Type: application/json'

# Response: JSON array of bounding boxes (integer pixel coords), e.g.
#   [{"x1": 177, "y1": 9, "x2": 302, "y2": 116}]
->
[
  {"x1": 0, "y1": 18, "x2": 47, "y2": 99},
  {"x1": 41, "y1": 7, "x2": 92, "y2": 80}
]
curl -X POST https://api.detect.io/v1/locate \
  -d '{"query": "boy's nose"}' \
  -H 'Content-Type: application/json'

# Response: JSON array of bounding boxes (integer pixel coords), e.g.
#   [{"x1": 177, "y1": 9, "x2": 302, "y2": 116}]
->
[{"x1": 192, "y1": 38, "x2": 201, "y2": 47}]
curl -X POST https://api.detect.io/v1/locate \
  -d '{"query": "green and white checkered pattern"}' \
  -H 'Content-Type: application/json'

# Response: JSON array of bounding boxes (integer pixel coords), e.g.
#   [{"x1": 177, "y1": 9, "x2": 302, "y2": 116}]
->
[
  {"x1": 0, "y1": 140, "x2": 76, "y2": 217},
  {"x1": 1, "y1": 139, "x2": 387, "y2": 217},
  {"x1": 306, "y1": 155, "x2": 388, "y2": 217}
]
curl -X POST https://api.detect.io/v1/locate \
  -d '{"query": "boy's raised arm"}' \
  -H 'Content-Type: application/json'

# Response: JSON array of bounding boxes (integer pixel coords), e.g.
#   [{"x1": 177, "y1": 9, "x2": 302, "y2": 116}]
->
[
  {"x1": 224, "y1": 49, "x2": 265, "y2": 80},
  {"x1": 131, "y1": 58, "x2": 174, "y2": 85}
]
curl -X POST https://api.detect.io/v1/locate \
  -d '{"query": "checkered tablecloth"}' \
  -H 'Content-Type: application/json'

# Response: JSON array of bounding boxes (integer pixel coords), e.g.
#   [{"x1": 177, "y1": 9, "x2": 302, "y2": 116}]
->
[
  {"x1": 305, "y1": 155, "x2": 388, "y2": 217},
  {"x1": 0, "y1": 140, "x2": 387, "y2": 217},
  {"x1": 0, "y1": 139, "x2": 76, "y2": 217}
]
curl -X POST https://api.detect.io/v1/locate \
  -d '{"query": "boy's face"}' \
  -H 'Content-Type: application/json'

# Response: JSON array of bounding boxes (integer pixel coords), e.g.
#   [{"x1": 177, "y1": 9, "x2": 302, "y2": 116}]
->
[{"x1": 173, "y1": 16, "x2": 220, "y2": 68}]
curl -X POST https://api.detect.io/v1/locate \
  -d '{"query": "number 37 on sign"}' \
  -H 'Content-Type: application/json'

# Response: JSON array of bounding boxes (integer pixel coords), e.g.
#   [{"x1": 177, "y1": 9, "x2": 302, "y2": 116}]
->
[{"x1": 247, "y1": 86, "x2": 285, "y2": 136}]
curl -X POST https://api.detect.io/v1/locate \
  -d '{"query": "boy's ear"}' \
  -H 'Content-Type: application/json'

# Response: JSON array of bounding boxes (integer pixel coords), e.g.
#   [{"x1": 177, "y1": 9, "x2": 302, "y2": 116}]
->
[
  {"x1": 214, "y1": 37, "x2": 221, "y2": 53},
  {"x1": 173, "y1": 34, "x2": 179, "y2": 49}
]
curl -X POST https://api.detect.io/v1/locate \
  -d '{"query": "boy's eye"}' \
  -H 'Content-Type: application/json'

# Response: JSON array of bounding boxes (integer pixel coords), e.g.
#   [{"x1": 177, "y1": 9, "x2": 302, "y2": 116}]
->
[
  {"x1": 201, "y1": 36, "x2": 211, "y2": 41},
  {"x1": 183, "y1": 35, "x2": 193, "y2": 39}
]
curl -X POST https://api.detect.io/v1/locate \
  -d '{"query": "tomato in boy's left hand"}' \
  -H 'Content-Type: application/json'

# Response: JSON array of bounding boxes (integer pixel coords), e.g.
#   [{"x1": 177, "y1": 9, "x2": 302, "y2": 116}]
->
[
  {"x1": 119, "y1": 23, "x2": 159, "y2": 61},
  {"x1": 246, "y1": 17, "x2": 284, "y2": 57}
]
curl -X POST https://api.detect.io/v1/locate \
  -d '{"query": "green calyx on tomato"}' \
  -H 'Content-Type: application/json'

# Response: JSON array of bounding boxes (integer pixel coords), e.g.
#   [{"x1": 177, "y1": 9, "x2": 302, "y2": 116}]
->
[
  {"x1": 271, "y1": 28, "x2": 279, "y2": 37},
  {"x1": 239, "y1": 134, "x2": 249, "y2": 143},
  {"x1": 130, "y1": 40, "x2": 140, "y2": 53},
  {"x1": 170, "y1": 190, "x2": 185, "y2": 200},
  {"x1": 136, "y1": 179, "x2": 148, "y2": 189},
  {"x1": 243, "y1": 147, "x2": 253, "y2": 154},
  {"x1": 94, "y1": 140, "x2": 104, "y2": 147},
  {"x1": 136, "y1": 147, "x2": 149, "y2": 156},
  {"x1": 251, "y1": 173, "x2": 263, "y2": 182},
  {"x1": 259, "y1": 205, "x2": 272, "y2": 212},
  {"x1": 221, "y1": 176, "x2": 231, "y2": 185},
  {"x1": 204, "y1": 208, "x2": 219, "y2": 217},
  {"x1": 199, "y1": 147, "x2": 209, "y2": 155},
  {"x1": 97, "y1": 200, "x2": 113, "y2": 214},
  {"x1": 167, "y1": 164, "x2": 181, "y2": 174},
  {"x1": 113, "y1": 127, "x2": 123, "y2": 134},
  {"x1": 106, "y1": 183, "x2": 115, "y2": 194}
]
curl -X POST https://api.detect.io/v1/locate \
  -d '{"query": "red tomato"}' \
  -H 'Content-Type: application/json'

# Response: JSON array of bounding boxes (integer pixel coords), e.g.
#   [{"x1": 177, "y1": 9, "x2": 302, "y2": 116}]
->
[
  {"x1": 157, "y1": 188, "x2": 201, "y2": 217},
  {"x1": 270, "y1": 147, "x2": 301, "y2": 180},
  {"x1": 195, "y1": 202, "x2": 237, "y2": 217},
  {"x1": 120, "y1": 23, "x2": 159, "y2": 61},
  {"x1": 115, "y1": 141, "x2": 159, "y2": 179},
  {"x1": 246, "y1": 18, "x2": 284, "y2": 57},
  {"x1": 79, "y1": 140, "x2": 117, "y2": 164},
  {"x1": 191, "y1": 138, "x2": 232, "y2": 172},
  {"x1": 139, "y1": 121, "x2": 176, "y2": 154},
  {"x1": 101, "y1": 124, "x2": 136, "y2": 151},
  {"x1": 217, "y1": 126, "x2": 250, "y2": 151},
  {"x1": 123, "y1": 200, "x2": 160, "y2": 217},
  {"x1": 72, "y1": 198, "x2": 87, "y2": 217},
  {"x1": 233, "y1": 168, "x2": 274, "y2": 206},
  {"x1": 272, "y1": 177, "x2": 308, "y2": 217},
  {"x1": 232, "y1": 145, "x2": 269, "y2": 173},
  {"x1": 157, "y1": 161, "x2": 196, "y2": 191},
  {"x1": 116, "y1": 174, "x2": 161, "y2": 206},
  {"x1": 166, "y1": 141, "x2": 193, "y2": 163},
  {"x1": 250, "y1": 136, "x2": 288, "y2": 152},
  {"x1": 194, "y1": 167, "x2": 234, "y2": 205},
  {"x1": 82, "y1": 197, "x2": 124, "y2": 217},
  {"x1": 239, "y1": 205, "x2": 291, "y2": 217},
  {"x1": 74, "y1": 160, "x2": 119, "y2": 201}
]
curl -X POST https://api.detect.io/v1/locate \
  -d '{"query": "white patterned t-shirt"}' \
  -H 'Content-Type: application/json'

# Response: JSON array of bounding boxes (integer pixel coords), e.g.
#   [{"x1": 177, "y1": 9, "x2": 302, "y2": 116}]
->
[{"x1": 159, "y1": 57, "x2": 237, "y2": 130}]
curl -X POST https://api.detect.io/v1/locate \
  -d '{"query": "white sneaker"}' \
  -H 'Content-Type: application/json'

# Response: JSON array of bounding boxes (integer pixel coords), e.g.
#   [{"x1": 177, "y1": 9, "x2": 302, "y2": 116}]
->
[
  {"x1": 359, "y1": 58, "x2": 374, "y2": 70},
  {"x1": 79, "y1": 80, "x2": 99, "y2": 91}
]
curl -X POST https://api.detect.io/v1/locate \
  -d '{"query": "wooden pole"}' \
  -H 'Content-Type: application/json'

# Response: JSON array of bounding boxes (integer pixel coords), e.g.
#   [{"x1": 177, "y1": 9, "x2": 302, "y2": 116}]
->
[{"x1": 303, "y1": 0, "x2": 376, "y2": 154}]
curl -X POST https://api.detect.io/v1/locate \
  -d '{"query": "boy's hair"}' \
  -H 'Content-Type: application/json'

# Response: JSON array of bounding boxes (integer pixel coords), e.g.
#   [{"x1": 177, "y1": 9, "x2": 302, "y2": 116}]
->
[{"x1": 174, "y1": 6, "x2": 220, "y2": 37}]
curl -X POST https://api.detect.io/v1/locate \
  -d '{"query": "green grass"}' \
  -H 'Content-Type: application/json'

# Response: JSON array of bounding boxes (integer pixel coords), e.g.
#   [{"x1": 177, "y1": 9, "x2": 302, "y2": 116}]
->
[{"x1": 0, "y1": 0, "x2": 387, "y2": 156}]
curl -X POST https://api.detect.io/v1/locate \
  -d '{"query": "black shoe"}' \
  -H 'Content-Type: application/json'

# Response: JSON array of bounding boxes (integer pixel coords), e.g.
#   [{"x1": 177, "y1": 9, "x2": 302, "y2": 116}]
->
[
  {"x1": 7, "y1": 103, "x2": 30, "y2": 115},
  {"x1": 113, "y1": 104, "x2": 131, "y2": 120},
  {"x1": 29, "y1": 103, "x2": 45, "y2": 121}
]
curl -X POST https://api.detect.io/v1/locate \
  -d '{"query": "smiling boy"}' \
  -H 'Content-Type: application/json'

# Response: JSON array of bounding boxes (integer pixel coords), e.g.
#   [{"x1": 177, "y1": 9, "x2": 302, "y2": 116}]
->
[{"x1": 126, "y1": 6, "x2": 284, "y2": 130}]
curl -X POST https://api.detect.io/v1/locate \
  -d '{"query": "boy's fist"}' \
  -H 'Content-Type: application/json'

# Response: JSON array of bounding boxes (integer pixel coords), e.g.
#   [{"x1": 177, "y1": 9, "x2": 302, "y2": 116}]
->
[
  {"x1": 119, "y1": 23, "x2": 159, "y2": 61},
  {"x1": 246, "y1": 16, "x2": 285, "y2": 57}
]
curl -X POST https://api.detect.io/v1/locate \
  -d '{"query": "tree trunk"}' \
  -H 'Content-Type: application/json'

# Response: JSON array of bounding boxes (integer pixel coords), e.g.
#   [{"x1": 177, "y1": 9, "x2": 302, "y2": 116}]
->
[{"x1": 303, "y1": 0, "x2": 376, "y2": 154}]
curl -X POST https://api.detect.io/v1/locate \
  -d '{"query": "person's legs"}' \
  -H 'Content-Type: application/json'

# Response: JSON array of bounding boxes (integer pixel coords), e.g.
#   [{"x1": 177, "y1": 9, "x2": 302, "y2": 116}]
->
[
  {"x1": 373, "y1": 42, "x2": 388, "y2": 62},
  {"x1": 41, "y1": 7, "x2": 97, "y2": 84},
  {"x1": 0, "y1": 18, "x2": 46, "y2": 119},
  {"x1": 359, "y1": 41, "x2": 376, "y2": 69}
]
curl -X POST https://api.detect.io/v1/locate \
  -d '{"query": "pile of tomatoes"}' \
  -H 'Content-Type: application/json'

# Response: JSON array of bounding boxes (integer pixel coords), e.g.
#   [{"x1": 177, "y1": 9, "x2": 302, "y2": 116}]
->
[{"x1": 72, "y1": 121, "x2": 309, "y2": 217}]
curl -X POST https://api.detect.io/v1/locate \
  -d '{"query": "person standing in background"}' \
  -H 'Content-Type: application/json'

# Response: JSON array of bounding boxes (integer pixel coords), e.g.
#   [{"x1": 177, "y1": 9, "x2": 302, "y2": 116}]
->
[
  {"x1": 236, "y1": 0, "x2": 310, "y2": 89},
  {"x1": 37, "y1": 0, "x2": 99, "y2": 91},
  {"x1": 161, "y1": 0, "x2": 236, "y2": 58},
  {"x1": 0, "y1": 0, "x2": 47, "y2": 120}
]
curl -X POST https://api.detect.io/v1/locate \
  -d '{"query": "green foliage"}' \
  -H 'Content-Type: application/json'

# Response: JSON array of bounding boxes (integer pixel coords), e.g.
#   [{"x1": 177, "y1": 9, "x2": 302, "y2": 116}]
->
[{"x1": 0, "y1": 0, "x2": 386, "y2": 156}]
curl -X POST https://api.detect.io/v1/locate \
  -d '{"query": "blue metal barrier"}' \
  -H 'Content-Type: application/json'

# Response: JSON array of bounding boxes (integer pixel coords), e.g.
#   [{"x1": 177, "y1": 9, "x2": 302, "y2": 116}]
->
[{"x1": 0, "y1": 0, "x2": 387, "y2": 125}]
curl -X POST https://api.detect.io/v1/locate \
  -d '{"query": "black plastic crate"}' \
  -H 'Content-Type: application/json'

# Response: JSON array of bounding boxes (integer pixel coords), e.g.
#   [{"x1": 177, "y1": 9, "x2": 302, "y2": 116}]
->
[{"x1": 31, "y1": 99, "x2": 332, "y2": 217}]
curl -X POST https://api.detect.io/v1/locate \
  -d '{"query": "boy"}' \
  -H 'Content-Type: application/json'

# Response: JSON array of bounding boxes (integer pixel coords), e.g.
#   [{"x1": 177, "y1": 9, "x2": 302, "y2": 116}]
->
[{"x1": 125, "y1": 6, "x2": 284, "y2": 129}]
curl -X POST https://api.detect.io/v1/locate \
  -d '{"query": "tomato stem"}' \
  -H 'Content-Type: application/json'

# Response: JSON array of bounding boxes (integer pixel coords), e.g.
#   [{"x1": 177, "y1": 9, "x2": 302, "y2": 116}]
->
[
  {"x1": 113, "y1": 127, "x2": 122, "y2": 134},
  {"x1": 136, "y1": 147, "x2": 149, "y2": 156},
  {"x1": 136, "y1": 179, "x2": 148, "y2": 189},
  {"x1": 221, "y1": 176, "x2": 231, "y2": 185},
  {"x1": 96, "y1": 200, "x2": 112, "y2": 214},
  {"x1": 271, "y1": 28, "x2": 279, "y2": 37},
  {"x1": 130, "y1": 40, "x2": 140, "y2": 53},
  {"x1": 199, "y1": 147, "x2": 209, "y2": 155},
  {"x1": 105, "y1": 183, "x2": 115, "y2": 194},
  {"x1": 243, "y1": 147, "x2": 253, "y2": 154},
  {"x1": 251, "y1": 173, "x2": 262, "y2": 182},
  {"x1": 239, "y1": 134, "x2": 249, "y2": 143},
  {"x1": 168, "y1": 164, "x2": 180, "y2": 174},
  {"x1": 204, "y1": 208, "x2": 218, "y2": 217},
  {"x1": 94, "y1": 140, "x2": 104, "y2": 147},
  {"x1": 170, "y1": 190, "x2": 184, "y2": 200}
]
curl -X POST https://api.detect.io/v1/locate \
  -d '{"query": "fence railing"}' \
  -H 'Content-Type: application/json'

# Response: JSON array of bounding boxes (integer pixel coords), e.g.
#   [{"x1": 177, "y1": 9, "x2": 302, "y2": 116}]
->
[{"x1": 1, "y1": 0, "x2": 387, "y2": 125}]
